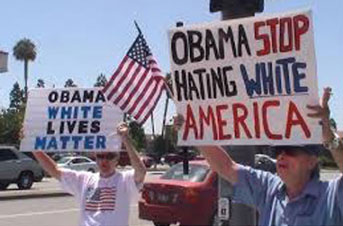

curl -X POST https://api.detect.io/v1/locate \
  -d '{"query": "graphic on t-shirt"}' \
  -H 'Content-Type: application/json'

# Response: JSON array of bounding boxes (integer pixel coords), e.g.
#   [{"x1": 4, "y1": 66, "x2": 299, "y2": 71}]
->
[{"x1": 85, "y1": 186, "x2": 116, "y2": 211}]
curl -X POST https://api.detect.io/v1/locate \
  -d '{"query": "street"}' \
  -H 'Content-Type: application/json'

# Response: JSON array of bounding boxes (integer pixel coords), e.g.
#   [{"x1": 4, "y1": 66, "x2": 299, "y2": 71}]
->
[
  {"x1": 0, "y1": 196, "x2": 153, "y2": 226},
  {"x1": 0, "y1": 169, "x2": 340, "y2": 226}
]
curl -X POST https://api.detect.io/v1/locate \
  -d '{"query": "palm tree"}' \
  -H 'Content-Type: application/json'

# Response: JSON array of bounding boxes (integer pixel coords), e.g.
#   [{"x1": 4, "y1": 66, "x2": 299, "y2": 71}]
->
[{"x1": 13, "y1": 38, "x2": 37, "y2": 102}]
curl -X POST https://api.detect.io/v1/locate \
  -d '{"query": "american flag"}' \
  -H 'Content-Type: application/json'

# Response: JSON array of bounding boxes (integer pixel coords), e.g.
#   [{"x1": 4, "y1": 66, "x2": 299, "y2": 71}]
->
[
  {"x1": 102, "y1": 27, "x2": 165, "y2": 125},
  {"x1": 85, "y1": 187, "x2": 116, "y2": 211}
]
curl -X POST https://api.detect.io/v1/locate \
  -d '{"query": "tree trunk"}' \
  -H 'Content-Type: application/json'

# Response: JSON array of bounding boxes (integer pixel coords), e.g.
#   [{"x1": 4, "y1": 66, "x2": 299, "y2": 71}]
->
[{"x1": 24, "y1": 60, "x2": 28, "y2": 102}]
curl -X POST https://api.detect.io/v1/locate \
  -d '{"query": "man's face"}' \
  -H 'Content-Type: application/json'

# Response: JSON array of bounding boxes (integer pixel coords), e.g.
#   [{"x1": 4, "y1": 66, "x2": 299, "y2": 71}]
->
[
  {"x1": 95, "y1": 152, "x2": 119, "y2": 176},
  {"x1": 275, "y1": 148, "x2": 318, "y2": 184}
]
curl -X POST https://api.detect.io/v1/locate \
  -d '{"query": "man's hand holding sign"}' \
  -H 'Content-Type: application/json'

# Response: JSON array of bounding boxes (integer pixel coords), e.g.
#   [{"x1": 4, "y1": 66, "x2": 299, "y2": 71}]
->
[{"x1": 171, "y1": 9, "x2": 343, "y2": 226}]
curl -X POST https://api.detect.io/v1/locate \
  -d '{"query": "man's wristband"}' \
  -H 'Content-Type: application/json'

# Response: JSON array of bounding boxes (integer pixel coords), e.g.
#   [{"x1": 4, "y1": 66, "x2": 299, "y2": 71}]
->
[{"x1": 323, "y1": 133, "x2": 342, "y2": 151}]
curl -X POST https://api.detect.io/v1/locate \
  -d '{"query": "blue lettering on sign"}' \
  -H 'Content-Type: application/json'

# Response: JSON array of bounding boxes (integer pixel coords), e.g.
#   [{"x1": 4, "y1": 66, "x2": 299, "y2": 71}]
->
[
  {"x1": 81, "y1": 106, "x2": 92, "y2": 118},
  {"x1": 46, "y1": 137, "x2": 58, "y2": 150},
  {"x1": 93, "y1": 106, "x2": 103, "y2": 119},
  {"x1": 48, "y1": 107, "x2": 59, "y2": 119},
  {"x1": 60, "y1": 136, "x2": 70, "y2": 149},
  {"x1": 84, "y1": 136, "x2": 94, "y2": 149},
  {"x1": 72, "y1": 136, "x2": 83, "y2": 149},
  {"x1": 35, "y1": 136, "x2": 47, "y2": 150},
  {"x1": 61, "y1": 106, "x2": 73, "y2": 119},
  {"x1": 292, "y1": 62, "x2": 308, "y2": 93},
  {"x1": 240, "y1": 64, "x2": 262, "y2": 97},
  {"x1": 96, "y1": 136, "x2": 106, "y2": 149},
  {"x1": 240, "y1": 57, "x2": 308, "y2": 98}
]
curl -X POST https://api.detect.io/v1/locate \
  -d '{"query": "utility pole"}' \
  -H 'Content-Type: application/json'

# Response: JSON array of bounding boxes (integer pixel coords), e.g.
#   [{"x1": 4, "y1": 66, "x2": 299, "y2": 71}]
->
[
  {"x1": 209, "y1": 0, "x2": 264, "y2": 225},
  {"x1": 0, "y1": 50, "x2": 8, "y2": 73},
  {"x1": 175, "y1": 21, "x2": 190, "y2": 176}
]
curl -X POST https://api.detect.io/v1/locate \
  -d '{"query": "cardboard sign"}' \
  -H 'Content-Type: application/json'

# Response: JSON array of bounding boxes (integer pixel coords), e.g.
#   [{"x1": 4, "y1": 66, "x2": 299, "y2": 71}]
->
[
  {"x1": 168, "y1": 9, "x2": 321, "y2": 146},
  {"x1": 20, "y1": 88, "x2": 123, "y2": 152}
]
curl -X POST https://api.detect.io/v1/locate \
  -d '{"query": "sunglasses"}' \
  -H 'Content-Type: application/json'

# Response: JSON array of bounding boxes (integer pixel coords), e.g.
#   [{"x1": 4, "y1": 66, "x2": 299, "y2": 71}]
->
[
  {"x1": 274, "y1": 149, "x2": 307, "y2": 158},
  {"x1": 96, "y1": 153, "x2": 118, "y2": 160}
]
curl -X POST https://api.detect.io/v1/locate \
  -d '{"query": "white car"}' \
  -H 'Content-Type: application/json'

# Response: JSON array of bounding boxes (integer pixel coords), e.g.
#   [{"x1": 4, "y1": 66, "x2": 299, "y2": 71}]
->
[{"x1": 57, "y1": 156, "x2": 98, "y2": 173}]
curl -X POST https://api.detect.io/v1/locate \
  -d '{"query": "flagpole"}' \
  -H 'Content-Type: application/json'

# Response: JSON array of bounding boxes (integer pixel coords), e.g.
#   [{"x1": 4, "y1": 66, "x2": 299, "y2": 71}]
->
[{"x1": 150, "y1": 112, "x2": 155, "y2": 139}]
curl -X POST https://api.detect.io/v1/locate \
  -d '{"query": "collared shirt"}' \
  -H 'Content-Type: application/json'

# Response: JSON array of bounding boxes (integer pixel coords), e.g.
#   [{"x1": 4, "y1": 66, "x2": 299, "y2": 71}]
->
[{"x1": 233, "y1": 165, "x2": 343, "y2": 226}]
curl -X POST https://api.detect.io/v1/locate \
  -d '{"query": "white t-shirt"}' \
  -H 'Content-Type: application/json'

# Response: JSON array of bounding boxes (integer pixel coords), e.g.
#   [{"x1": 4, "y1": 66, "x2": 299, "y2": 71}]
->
[{"x1": 60, "y1": 169, "x2": 140, "y2": 226}]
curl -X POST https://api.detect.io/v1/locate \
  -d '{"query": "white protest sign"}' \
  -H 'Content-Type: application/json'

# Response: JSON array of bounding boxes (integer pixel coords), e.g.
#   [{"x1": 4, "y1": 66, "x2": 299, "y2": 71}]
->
[
  {"x1": 168, "y1": 9, "x2": 321, "y2": 146},
  {"x1": 20, "y1": 88, "x2": 123, "y2": 152}
]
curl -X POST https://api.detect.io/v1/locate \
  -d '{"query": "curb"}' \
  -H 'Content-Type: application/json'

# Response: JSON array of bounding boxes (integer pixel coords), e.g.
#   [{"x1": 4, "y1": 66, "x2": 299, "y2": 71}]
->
[{"x1": 0, "y1": 190, "x2": 70, "y2": 201}]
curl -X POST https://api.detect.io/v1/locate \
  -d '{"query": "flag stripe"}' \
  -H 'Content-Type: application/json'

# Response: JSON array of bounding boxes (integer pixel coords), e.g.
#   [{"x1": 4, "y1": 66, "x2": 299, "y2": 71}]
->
[
  {"x1": 135, "y1": 80, "x2": 165, "y2": 123},
  {"x1": 119, "y1": 69, "x2": 149, "y2": 110},
  {"x1": 113, "y1": 63, "x2": 142, "y2": 105},
  {"x1": 134, "y1": 78, "x2": 164, "y2": 120},
  {"x1": 140, "y1": 80, "x2": 165, "y2": 124},
  {"x1": 127, "y1": 77, "x2": 154, "y2": 115},
  {"x1": 102, "y1": 32, "x2": 166, "y2": 125},
  {"x1": 107, "y1": 59, "x2": 136, "y2": 101},
  {"x1": 102, "y1": 56, "x2": 128, "y2": 94}
]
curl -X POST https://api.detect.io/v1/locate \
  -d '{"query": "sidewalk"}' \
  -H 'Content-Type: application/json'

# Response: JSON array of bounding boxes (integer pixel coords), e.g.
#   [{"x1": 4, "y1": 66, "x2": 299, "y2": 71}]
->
[{"x1": 0, "y1": 165, "x2": 169, "y2": 200}]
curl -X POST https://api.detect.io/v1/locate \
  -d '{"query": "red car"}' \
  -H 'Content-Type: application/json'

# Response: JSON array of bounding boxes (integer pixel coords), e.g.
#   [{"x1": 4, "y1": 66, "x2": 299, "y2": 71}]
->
[
  {"x1": 118, "y1": 151, "x2": 154, "y2": 168},
  {"x1": 139, "y1": 160, "x2": 218, "y2": 226}
]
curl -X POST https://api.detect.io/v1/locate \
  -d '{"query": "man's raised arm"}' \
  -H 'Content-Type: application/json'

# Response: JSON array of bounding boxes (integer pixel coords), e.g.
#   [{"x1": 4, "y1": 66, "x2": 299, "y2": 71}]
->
[
  {"x1": 307, "y1": 87, "x2": 343, "y2": 173},
  {"x1": 33, "y1": 152, "x2": 62, "y2": 180},
  {"x1": 173, "y1": 115, "x2": 239, "y2": 184}
]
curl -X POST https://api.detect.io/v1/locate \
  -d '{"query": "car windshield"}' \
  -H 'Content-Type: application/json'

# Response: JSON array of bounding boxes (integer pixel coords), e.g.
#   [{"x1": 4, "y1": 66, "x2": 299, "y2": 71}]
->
[
  {"x1": 161, "y1": 163, "x2": 209, "y2": 182},
  {"x1": 57, "y1": 157, "x2": 72, "y2": 164}
]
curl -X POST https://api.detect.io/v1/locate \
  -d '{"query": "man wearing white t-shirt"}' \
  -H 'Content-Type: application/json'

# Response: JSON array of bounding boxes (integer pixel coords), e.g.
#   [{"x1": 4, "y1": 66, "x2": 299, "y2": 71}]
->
[{"x1": 32, "y1": 122, "x2": 147, "y2": 226}]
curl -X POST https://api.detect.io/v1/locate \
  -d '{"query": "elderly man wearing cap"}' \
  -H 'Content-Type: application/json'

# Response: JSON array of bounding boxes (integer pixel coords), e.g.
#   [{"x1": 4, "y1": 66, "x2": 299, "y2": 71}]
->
[
  {"x1": 174, "y1": 88, "x2": 342, "y2": 225},
  {"x1": 31, "y1": 122, "x2": 146, "y2": 226}
]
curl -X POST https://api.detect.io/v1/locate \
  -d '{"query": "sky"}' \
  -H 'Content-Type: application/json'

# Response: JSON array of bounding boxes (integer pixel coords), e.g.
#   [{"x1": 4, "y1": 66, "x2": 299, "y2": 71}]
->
[{"x1": 0, "y1": 0, "x2": 342, "y2": 134}]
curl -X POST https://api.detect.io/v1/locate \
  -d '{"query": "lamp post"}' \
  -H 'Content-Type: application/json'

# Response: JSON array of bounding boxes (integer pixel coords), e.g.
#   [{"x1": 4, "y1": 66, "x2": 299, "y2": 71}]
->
[
  {"x1": 209, "y1": 0, "x2": 264, "y2": 225},
  {"x1": 0, "y1": 50, "x2": 8, "y2": 73}
]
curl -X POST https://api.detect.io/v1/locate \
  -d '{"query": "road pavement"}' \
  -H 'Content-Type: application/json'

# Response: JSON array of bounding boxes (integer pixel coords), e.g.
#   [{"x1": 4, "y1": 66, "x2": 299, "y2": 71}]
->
[{"x1": 0, "y1": 168, "x2": 340, "y2": 226}]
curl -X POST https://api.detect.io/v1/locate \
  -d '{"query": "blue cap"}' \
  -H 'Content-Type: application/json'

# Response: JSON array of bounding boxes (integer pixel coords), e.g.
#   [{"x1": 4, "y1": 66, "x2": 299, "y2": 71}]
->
[{"x1": 271, "y1": 144, "x2": 323, "y2": 156}]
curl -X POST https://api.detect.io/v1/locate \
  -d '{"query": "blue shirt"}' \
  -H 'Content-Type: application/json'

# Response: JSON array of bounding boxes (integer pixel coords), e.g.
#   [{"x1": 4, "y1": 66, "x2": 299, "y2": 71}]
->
[{"x1": 233, "y1": 165, "x2": 343, "y2": 226}]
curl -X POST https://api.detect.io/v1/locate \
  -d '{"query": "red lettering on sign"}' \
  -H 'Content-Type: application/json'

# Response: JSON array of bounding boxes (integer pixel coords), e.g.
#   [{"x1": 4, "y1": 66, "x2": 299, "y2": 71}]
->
[
  {"x1": 285, "y1": 101, "x2": 311, "y2": 138},
  {"x1": 199, "y1": 106, "x2": 218, "y2": 140},
  {"x1": 253, "y1": 102, "x2": 261, "y2": 138},
  {"x1": 183, "y1": 104, "x2": 198, "y2": 140},
  {"x1": 232, "y1": 103, "x2": 252, "y2": 139},
  {"x1": 293, "y1": 15, "x2": 309, "y2": 51},
  {"x1": 262, "y1": 100, "x2": 282, "y2": 140},
  {"x1": 254, "y1": 14, "x2": 309, "y2": 56},
  {"x1": 216, "y1": 105, "x2": 232, "y2": 140}
]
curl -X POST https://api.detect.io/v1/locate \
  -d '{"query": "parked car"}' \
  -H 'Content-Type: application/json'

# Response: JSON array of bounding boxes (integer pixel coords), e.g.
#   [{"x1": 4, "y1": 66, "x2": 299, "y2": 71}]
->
[
  {"x1": 141, "y1": 155, "x2": 154, "y2": 168},
  {"x1": 162, "y1": 153, "x2": 183, "y2": 166},
  {"x1": 139, "y1": 160, "x2": 218, "y2": 226},
  {"x1": 118, "y1": 151, "x2": 154, "y2": 168},
  {"x1": 57, "y1": 156, "x2": 98, "y2": 173},
  {"x1": 162, "y1": 151, "x2": 204, "y2": 166},
  {"x1": 255, "y1": 154, "x2": 277, "y2": 174},
  {"x1": 0, "y1": 146, "x2": 44, "y2": 190}
]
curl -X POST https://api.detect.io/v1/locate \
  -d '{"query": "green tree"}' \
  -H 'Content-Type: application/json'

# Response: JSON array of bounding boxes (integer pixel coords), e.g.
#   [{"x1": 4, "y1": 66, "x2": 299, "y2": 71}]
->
[
  {"x1": 0, "y1": 108, "x2": 25, "y2": 145},
  {"x1": 36, "y1": 79, "x2": 45, "y2": 88},
  {"x1": 9, "y1": 82, "x2": 24, "y2": 111},
  {"x1": 128, "y1": 121, "x2": 146, "y2": 151},
  {"x1": 64, "y1": 79, "x2": 77, "y2": 87},
  {"x1": 13, "y1": 38, "x2": 37, "y2": 102},
  {"x1": 94, "y1": 73, "x2": 108, "y2": 87}
]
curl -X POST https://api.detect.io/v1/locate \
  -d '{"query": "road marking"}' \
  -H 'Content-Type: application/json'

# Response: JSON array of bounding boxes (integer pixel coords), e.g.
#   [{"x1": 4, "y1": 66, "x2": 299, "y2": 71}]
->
[
  {"x1": 0, "y1": 205, "x2": 139, "y2": 219},
  {"x1": 0, "y1": 208, "x2": 79, "y2": 219}
]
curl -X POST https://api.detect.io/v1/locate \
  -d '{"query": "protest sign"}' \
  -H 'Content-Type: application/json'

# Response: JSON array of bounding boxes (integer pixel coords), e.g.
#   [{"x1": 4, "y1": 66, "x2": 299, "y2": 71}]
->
[
  {"x1": 168, "y1": 9, "x2": 321, "y2": 146},
  {"x1": 20, "y1": 88, "x2": 123, "y2": 152}
]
